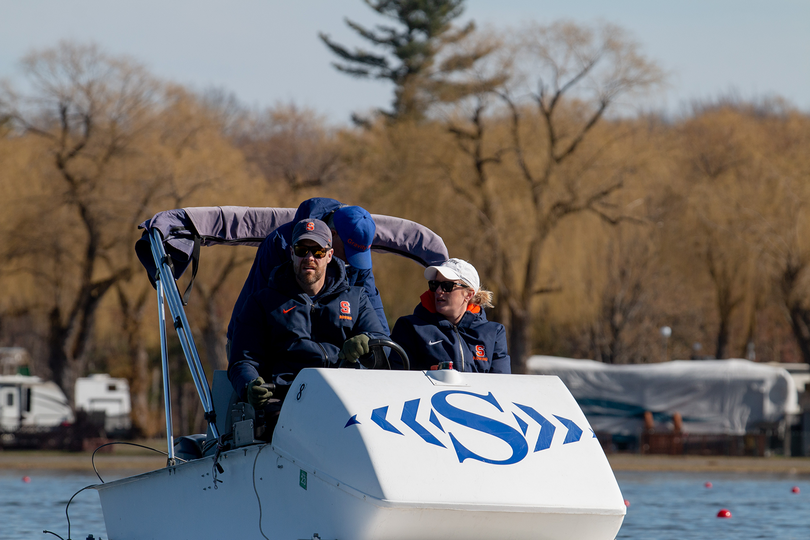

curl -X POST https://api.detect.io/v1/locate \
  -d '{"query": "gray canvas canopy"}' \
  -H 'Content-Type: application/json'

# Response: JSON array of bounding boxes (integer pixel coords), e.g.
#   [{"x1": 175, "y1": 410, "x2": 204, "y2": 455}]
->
[
  {"x1": 528, "y1": 356, "x2": 800, "y2": 436},
  {"x1": 136, "y1": 206, "x2": 449, "y2": 287}
]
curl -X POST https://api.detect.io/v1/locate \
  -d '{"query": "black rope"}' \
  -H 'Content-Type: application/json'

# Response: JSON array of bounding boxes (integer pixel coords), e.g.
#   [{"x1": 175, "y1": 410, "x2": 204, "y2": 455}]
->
[
  {"x1": 252, "y1": 444, "x2": 271, "y2": 540},
  {"x1": 42, "y1": 483, "x2": 99, "y2": 540},
  {"x1": 91, "y1": 441, "x2": 184, "y2": 483}
]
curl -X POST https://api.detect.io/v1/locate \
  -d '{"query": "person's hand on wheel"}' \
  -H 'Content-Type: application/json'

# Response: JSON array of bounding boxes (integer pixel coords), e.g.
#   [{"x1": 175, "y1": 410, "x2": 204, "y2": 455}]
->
[
  {"x1": 339, "y1": 334, "x2": 370, "y2": 364},
  {"x1": 247, "y1": 377, "x2": 273, "y2": 409}
]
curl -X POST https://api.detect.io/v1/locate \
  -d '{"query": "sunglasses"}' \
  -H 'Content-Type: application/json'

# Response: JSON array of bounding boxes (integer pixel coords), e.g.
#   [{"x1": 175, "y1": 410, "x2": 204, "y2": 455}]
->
[
  {"x1": 293, "y1": 244, "x2": 330, "y2": 259},
  {"x1": 428, "y1": 280, "x2": 467, "y2": 293}
]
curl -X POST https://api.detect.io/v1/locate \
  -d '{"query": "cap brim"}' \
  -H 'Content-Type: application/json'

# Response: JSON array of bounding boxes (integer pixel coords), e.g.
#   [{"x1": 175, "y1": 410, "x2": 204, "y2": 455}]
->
[
  {"x1": 345, "y1": 247, "x2": 372, "y2": 269},
  {"x1": 424, "y1": 266, "x2": 462, "y2": 282},
  {"x1": 295, "y1": 233, "x2": 331, "y2": 248}
]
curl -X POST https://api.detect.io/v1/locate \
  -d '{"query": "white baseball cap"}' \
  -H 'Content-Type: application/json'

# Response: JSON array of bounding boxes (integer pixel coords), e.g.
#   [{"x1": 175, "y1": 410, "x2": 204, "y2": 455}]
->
[{"x1": 424, "y1": 258, "x2": 480, "y2": 292}]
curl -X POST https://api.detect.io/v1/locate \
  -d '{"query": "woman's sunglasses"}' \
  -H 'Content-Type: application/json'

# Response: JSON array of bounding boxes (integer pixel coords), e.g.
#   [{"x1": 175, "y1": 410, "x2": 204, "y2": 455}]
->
[
  {"x1": 293, "y1": 244, "x2": 330, "y2": 259},
  {"x1": 428, "y1": 280, "x2": 467, "y2": 293}
]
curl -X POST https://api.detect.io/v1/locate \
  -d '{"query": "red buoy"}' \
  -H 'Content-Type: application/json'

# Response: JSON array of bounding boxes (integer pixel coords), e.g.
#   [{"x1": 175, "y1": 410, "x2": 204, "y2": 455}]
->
[
  {"x1": 717, "y1": 509, "x2": 732, "y2": 518},
  {"x1": 792, "y1": 486, "x2": 800, "y2": 494},
  {"x1": 705, "y1": 482, "x2": 713, "y2": 488},
  {"x1": 624, "y1": 499, "x2": 630, "y2": 507},
  {"x1": 22, "y1": 476, "x2": 31, "y2": 483}
]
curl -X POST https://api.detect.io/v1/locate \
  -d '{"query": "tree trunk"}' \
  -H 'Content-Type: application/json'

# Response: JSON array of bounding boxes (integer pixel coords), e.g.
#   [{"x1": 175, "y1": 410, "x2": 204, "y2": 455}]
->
[
  {"x1": 509, "y1": 307, "x2": 532, "y2": 374},
  {"x1": 130, "y1": 343, "x2": 154, "y2": 437},
  {"x1": 47, "y1": 308, "x2": 69, "y2": 399},
  {"x1": 46, "y1": 308, "x2": 87, "y2": 407},
  {"x1": 117, "y1": 285, "x2": 157, "y2": 436},
  {"x1": 203, "y1": 298, "x2": 228, "y2": 372},
  {"x1": 715, "y1": 317, "x2": 730, "y2": 360},
  {"x1": 788, "y1": 304, "x2": 810, "y2": 365}
]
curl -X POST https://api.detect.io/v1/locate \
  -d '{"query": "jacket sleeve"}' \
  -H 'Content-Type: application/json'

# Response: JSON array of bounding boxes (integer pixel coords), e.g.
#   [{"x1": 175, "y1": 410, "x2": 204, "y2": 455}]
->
[
  {"x1": 227, "y1": 295, "x2": 267, "y2": 398},
  {"x1": 489, "y1": 323, "x2": 511, "y2": 374},
  {"x1": 287, "y1": 339, "x2": 341, "y2": 367},
  {"x1": 390, "y1": 316, "x2": 426, "y2": 370},
  {"x1": 353, "y1": 288, "x2": 389, "y2": 341},
  {"x1": 349, "y1": 267, "x2": 390, "y2": 334},
  {"x1": 226, "y1": 230, "x2": 287, "y2": 343}
]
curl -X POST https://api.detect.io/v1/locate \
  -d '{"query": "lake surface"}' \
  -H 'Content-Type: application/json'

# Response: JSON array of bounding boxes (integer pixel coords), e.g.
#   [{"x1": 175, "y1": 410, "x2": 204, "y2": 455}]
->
[
  {"x1": 0, "y1": 470, "x2": 110, "y2": 540},
  {"x1": 2, "y1": 469, "x2": 809, "y2": 539},
  {"x1": 616, "y1": 471, "x2": 810, "y2": 540}
]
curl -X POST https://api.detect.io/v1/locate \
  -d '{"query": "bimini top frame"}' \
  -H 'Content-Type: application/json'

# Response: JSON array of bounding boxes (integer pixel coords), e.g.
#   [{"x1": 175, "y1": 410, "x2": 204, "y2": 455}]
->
[{"x1": 137, "y1": 206, "x2": 449, "y2": 462}]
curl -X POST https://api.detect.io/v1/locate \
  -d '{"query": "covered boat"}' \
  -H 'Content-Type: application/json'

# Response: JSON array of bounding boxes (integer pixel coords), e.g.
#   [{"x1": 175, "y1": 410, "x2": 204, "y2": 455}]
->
[
  {"x1": 528, "y1": 355, "x2": 800, "y2": 436},
  {"x1": 94, "y1": 206, "x2": 626, "y2": 540}
]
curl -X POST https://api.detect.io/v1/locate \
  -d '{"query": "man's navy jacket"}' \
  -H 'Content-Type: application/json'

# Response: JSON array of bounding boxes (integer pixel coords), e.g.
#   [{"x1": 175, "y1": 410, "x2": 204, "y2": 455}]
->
[
  {"x1": 228, "y1": 257, "x2": 388, "y2": 398},
  {"x1": 226, "y1": 197, "x2": 389, "y2": 344},
  {"x1": 391, "y1": 292, "x2": 511, "y2": 373}
]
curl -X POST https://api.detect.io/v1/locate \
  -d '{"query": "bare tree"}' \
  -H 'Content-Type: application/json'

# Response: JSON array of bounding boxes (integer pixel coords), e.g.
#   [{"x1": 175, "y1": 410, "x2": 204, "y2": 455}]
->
[
  {"x1": 0, "y1": 42, "x2": 162, "y2": 403},
  {"x1": 0, "y1": 42, "x2": 258, "y2": 422},
  {"x1": 446, "y1": 21, "x2": 663, "y2": 372},
  {"x1": 234, "y1": 104, "x2": 344, "y2": 193},
  {"x1": 589, "y1": 229, "x2": 657, "y2": 363},
  {"x1": 193, "y1": 250, "x2": 254, "y2": 372},
  {"x1": 676, "y1": 104, "x2": 793, "y2": 360}
]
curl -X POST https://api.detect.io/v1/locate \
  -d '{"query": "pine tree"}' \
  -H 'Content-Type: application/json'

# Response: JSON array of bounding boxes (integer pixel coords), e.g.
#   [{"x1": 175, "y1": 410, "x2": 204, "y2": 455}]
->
[{"x1": 320, "y1": 0, "x2": 503, "y2": 120}]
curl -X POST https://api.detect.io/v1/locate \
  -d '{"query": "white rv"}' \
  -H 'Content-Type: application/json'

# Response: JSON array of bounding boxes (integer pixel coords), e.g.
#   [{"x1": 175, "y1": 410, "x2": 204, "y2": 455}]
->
[
  {"x1": 0, "y1": 375, "x2": 74, "y2": 434},
  {"x1": 74, "y1": 374, "x2": 132, "y2": 433}
]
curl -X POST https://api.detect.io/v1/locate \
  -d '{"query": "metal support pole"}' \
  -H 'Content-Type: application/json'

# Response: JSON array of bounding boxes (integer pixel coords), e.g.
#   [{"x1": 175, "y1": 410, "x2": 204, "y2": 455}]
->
[
  {"x1": 149, "y1": 229, "x2": 220, "y2": 442},
  {"x1": 157, "y1": 277, "x2": 176, "y2": 465}
]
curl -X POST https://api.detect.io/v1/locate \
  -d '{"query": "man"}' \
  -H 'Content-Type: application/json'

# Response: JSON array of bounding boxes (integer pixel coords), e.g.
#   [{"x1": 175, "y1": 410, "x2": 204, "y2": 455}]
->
[
  {"x1": 226, "y1": 198, "x2": 389, "y2": 359},
  {"x1": 228, "y1": 218, "x2": 388, "y2": 424}
]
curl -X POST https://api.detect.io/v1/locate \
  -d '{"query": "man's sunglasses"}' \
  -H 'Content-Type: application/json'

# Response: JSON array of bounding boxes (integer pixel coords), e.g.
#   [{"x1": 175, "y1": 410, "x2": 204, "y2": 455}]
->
[
  {"x1": 293, "y1": 244, "x2": 330, "y2": 259},
  {"x1": 428, "y1": 280, "x2": 467, "y2": 293}
]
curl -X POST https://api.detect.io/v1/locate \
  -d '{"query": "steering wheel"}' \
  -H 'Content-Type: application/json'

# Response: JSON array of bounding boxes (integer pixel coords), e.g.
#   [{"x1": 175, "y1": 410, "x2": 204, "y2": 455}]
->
[{"x1": 339, "y1": 338, "x2": 410, "y2": 370}]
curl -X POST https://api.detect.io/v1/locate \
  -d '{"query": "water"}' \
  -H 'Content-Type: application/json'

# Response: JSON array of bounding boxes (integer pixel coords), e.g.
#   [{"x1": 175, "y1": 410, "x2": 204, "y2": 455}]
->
[
  {"x1": 2, "y1": 469, "x2": 809, "y2": 539},
  {"x1": 616, "y1": 471, "x2": 810, "y2": 540},
  {"x1": 1, "y1": 470, "x2": 112, "y2": 540}
]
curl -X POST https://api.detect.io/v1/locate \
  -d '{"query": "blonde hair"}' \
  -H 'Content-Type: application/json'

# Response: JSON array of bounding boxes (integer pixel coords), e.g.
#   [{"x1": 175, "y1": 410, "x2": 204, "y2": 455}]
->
[{"x1": 470, "y1": 288, "x2": 494, "y2": 309}]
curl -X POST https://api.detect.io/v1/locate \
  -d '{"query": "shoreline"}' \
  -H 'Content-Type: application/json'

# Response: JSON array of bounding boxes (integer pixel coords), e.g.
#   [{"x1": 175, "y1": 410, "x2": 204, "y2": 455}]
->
[
  {"x1": 2, "y1": 443, "x2": 810, "y2": 474},
  {"x1": 608, "y1": 454, "x2": 810, "y2": 474},
  {"x1": 0, "y1": 440, "x2": 170, "y2": 474}
]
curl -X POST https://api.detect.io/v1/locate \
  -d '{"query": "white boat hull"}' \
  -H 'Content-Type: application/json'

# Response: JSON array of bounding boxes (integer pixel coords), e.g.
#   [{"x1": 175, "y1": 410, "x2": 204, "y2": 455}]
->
[{"x1": 96, "y1": 369, "x2": 625, "y2": 540}]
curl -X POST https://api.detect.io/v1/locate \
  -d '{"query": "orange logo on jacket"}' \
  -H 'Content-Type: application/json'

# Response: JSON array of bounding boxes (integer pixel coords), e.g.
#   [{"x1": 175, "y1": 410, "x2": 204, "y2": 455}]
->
[
  {"x1": 474, "y1": 345, "x2": 489, "y2": 361},
  {"x1": 339, "y1": 301, "x2": 353, "y2": 321}
]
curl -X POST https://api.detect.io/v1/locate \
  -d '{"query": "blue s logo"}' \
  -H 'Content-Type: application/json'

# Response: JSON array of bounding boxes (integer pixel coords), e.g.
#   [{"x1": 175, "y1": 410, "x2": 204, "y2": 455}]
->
[
  {"x1": 432, "y1": 390, "x2": 528, "y2": 465},
  {"x1": 346, "y1": 390, "x2": 590, "y2": 466}
]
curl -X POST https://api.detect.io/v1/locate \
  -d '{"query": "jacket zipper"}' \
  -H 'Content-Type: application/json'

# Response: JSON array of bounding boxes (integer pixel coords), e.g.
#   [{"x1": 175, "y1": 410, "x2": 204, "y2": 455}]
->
[{"x1": 453, "y1": 325, "x2": 465, "y2": 372}]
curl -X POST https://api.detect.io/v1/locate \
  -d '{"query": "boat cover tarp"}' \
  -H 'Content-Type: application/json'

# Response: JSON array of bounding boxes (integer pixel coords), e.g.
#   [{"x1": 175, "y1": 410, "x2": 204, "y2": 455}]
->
[
  {"x1": 135, "y1": 206, "x2": 449, "y2": 284},
  {"x1": 527, "y1": 356, "x2": 800, "y2": 435}
]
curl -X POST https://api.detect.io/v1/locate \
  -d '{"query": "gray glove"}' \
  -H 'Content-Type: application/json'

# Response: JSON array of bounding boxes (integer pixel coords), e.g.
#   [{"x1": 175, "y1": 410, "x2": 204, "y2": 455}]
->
[
  {"x1": 339, "y1": 334, "x2": 370, "y2": 363},
  {"x1": 247, "y1": 377, "x2": 273, "y2": 409}
]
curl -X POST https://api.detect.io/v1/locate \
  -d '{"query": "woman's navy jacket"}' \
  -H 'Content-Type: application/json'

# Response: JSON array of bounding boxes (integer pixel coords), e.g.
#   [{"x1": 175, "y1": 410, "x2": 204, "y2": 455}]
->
[
  {"x1": 228, "y1": 257, "x2": 388, "y2": 398},
  {"x1": 391, "y1": 292, "x2": 511, "y2": 373},
  {"x1": 226, "y1": 197, "x2": 389, "y2": 343}
]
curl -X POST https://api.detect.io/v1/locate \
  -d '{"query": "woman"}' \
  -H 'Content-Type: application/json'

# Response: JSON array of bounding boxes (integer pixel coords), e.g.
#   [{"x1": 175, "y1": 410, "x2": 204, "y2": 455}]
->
[{"x1": 391, "y1": 258, "x2": 510, "y2": 373}]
